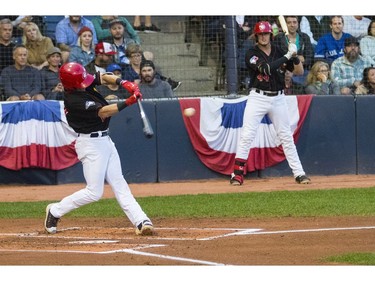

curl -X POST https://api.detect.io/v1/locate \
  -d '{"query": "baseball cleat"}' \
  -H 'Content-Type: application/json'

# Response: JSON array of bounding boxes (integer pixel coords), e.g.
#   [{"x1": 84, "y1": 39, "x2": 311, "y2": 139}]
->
[
  {"x1": 44, "y1": 203, "x2": 59, "y2": 234},
  {"x1": 230, "y1": 173, "x2": 243, "y2": 186},
  {"x1": 295, "y1": 175, "x2": 311, "y2": 184},
  {"x1": 135, "y1": 220, "x2": 154, "y2": 236}
]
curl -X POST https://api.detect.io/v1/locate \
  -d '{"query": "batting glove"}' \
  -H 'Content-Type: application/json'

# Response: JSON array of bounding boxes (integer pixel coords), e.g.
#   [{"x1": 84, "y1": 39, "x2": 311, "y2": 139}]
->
[
  {"x1": 125, "y1": 90, "x2": 143, "y2": 106},
  {"x1": 120, "y1": 80, "x2": 138, "y2": 93},
  {"x1": 284, "y1": 43, "x2": 297, "y2": 60}
]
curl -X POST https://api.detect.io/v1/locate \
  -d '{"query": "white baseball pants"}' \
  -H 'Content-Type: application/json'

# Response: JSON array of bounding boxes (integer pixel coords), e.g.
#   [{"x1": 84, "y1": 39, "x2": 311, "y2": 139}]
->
[
  {"x1": 235, "y1": 91, "x2": 305, "y2": 177},
  {"x1": 50, "y1": 135, "x2": 150, "y2": 227}
]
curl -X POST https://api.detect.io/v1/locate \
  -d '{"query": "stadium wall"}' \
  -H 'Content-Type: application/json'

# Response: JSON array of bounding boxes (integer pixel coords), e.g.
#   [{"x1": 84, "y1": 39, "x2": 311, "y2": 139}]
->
[{"x1": 0, "y1": 95, "x2": 371, "y2": 185}]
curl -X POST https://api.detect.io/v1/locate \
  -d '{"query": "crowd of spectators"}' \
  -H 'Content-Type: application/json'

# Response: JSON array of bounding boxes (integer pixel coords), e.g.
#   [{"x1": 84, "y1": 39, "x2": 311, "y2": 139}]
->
[
  {"x1": 0, "y1": 15, "x2": 181, "y2": 101},
  {"x1": 1, "y1": 15, "x2": 375, "y2": 101},
  {"x1": 236, "y1": 15, "x2": 375, "y2": 96}
]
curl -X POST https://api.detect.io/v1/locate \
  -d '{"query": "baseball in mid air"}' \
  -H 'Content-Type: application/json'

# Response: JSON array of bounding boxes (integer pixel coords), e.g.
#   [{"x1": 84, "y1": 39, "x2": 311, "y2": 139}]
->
[{"x1": 183, "y1": 107, "x2": 196, "y2": 117}]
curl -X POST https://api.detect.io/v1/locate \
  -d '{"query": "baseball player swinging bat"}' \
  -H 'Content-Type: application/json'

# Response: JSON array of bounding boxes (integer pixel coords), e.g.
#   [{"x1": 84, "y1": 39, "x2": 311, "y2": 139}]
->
[{"x1": 137, "y1": 100, "x2": 154, "y2": 138}]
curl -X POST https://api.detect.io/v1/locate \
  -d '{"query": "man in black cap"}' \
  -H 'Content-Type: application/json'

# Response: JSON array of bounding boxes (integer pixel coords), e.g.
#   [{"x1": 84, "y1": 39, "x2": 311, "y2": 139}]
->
[
  {"x1": 139, "y1": 60, "x2": 176, "y2": 99},
  {"x1": 331, "y1": 36, "x2": 375, "y2": 94}
]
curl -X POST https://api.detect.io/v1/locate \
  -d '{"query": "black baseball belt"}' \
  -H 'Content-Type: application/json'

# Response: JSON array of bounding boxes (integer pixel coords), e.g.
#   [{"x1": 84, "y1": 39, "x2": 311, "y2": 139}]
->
[
  {"x1": 251, "y1": 88, "x2": 284, "y2": 96},
  {"x1": 78, "y1": 130, "x2": 109, "y2": 138}
]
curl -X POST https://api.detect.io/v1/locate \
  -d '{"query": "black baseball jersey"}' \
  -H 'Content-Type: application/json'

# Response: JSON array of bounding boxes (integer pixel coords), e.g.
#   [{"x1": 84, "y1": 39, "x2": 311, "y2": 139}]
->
[
  {"x1": 245, "y1": 44, "x2": 295, "y2": 91},
  {"x1": 64, "y1": 82, "x2": 110, "y2": 134}
]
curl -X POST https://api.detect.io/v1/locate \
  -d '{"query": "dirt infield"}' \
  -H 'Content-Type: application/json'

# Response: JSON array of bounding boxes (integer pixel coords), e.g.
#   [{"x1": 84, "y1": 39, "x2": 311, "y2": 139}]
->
[{"x1": 0, "y1": 175, "x2": 374, "y2": 266}]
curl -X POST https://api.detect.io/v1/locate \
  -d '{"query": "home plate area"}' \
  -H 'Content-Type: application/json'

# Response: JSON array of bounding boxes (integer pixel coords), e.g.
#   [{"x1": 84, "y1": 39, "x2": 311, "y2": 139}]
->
[
  {"x1": 0, "y1": 226, "x2": 262, "y2": 261},
  {"x1": 1, "y1": 217, "x2": 374, "y2": 266}
]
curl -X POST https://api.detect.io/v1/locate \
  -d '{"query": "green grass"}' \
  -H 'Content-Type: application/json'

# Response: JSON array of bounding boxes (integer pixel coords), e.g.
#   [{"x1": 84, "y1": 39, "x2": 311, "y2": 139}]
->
[
  {"x1": 0, "y1": 187, "x2": 374, "y2": 219},
  {"x1": 324, "y1": 253, "x2": 375, "y2": 265}
]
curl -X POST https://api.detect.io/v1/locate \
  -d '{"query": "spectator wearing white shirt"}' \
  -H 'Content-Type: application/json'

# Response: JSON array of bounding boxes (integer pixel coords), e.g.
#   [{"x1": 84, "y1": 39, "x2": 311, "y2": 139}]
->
[
  {"x1": 360, "y1": 20, "x2": 375, "y2": 61},
  {"x1": 299, "y1": 16, "x2": 331, "y2": 47},
  {"x1": 343, "y1": 16, "x2": 371, "y2": 39}
]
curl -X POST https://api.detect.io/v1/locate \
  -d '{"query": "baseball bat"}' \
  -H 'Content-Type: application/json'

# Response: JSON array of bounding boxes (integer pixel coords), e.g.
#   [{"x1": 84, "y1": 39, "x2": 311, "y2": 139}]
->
[
  {"x1": 137, "y1": 99, "x2": 154, "y2": 138},
  {"x1": 278, "y1": 15, "x2": 290, "y2": 44},
  {"x1": 278, "y1": 15, "x2": 289, "y2": 36}
]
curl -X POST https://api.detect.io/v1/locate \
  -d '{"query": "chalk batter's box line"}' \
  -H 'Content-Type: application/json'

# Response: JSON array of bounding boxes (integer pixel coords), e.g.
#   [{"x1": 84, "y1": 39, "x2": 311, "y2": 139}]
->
[
  {"x1": 1, "y1": 225, "x2": 375, "y2": 241},
  {"x1": 0, "y1": 226, "x2": 263, "y2": 241},
  {"x1": 0, "y1": 226, "x2": 374, "y2": 266},
  {"x1": 0, "y1": 226, "x2": 234, "y2": 266}
]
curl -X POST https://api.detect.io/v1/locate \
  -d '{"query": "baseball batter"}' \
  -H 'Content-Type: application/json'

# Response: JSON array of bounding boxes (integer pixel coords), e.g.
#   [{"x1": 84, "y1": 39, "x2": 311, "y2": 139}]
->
[
  {"x1": 44, "y1": 62, "x2": 154, "y2": 236},
  {"x1": 230, "y1": 21, "x2": 311, "y2": 186}
]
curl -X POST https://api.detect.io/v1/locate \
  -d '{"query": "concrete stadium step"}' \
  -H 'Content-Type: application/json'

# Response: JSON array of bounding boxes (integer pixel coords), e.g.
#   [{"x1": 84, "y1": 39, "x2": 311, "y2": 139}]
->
[
  {"x1": 134, "y1": 17, "x2": 222, "y2": 95},
  {"x1": 174, "y1": 79, "x2": 216, "y2": 93},
  {"x1": 153, "y1": 55, "x2": 200, "y2": 68},
  {"x1": 155, "y1": 20, "x2": 185, "y2": 33},
  {"x1": 142, "y1": 43, "x2": 201, "y2": 58},
  {"x1": 139, "y1": 32, "x2": 185, "y2": 45},
  {"x1": 159, "y1": 66, "x2": 216, "y2": 81}
]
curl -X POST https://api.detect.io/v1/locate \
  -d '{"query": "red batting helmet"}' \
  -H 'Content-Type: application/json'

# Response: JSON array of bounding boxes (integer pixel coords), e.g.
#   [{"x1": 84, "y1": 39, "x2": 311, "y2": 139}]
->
[
  {"x1": 59, "y1": 62, "x2": 95, "y2": 90},
  {"x1": 254, "y1": 21, "x2": 272, "y2": 34}
]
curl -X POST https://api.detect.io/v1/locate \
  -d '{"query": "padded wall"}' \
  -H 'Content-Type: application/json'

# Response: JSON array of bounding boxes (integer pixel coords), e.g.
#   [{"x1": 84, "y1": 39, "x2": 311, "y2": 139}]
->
[
  {"x1": 56, "y1": 163, "x2": 84, "y2": 185},
  {"x1": 0, "y1": 96, "x2": 373, "y2": 185},
  {"x1": 156, "y1": 100, "x2": 228, "y2": 181},
  {"x1": 356, "y1": 95, "x2": 375, "y2": 174},
  {"x1": 261, "y1": 95, "x2": 357, "y2": 177},
  {"x1": 108, "y1": 101, "x2": 157, "y2": 183},
  {"x1": 0, "y1": 167, "x2": 57, "y2": 185}
]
